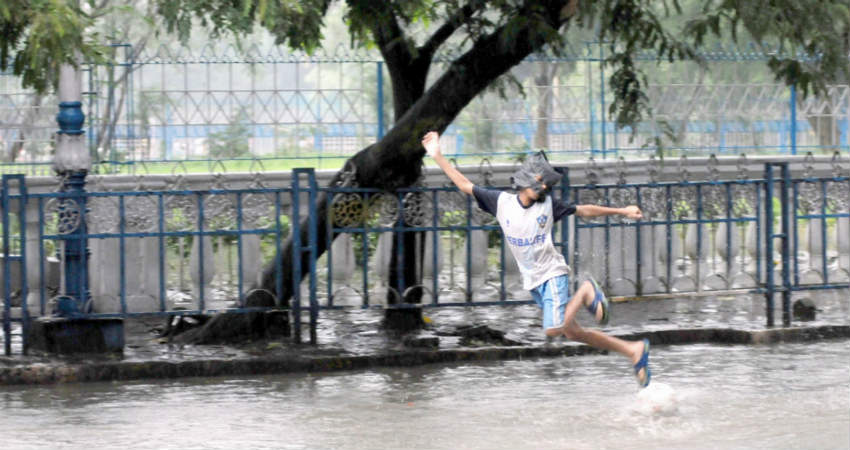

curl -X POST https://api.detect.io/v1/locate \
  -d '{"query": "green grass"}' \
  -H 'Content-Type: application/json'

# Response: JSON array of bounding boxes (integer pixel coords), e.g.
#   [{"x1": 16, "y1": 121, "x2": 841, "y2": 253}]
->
[
  {"x1": 91, "y1": 154, "x2": 354, "y2": 175},
  {"x1": 86, "y1": 153, "x2": 526, "y2": 176},
  {"x1": 5, "y1": 145, "x2": 845, "y2": 177}
]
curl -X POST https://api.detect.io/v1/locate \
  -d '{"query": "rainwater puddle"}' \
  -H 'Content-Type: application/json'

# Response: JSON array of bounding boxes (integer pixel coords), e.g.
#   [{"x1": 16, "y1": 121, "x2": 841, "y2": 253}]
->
[{"x1": 0, "y1": 340, "x2": 848, "y2": 450}]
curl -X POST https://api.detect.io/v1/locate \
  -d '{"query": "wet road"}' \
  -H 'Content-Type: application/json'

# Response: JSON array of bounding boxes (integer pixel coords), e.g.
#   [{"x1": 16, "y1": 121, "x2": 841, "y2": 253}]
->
[{"x1": 1, "y1": 340, "x2": 847, "y2": 450}]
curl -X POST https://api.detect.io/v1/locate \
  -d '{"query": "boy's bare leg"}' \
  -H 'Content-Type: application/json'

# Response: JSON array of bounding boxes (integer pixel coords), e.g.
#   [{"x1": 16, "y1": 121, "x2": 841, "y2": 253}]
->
[
  {"x1": 545, "y1": 280, "x2": 646, "y2": 364},
  {"x1": 543, "y1": 280, "x2": 596, "y2": 338},
  {"x1": 563, "y1": 321, "x2": 649, "y2": 384},
  {"x1": 562, "y1": 321, "x2": 643, "y2": 362},
  {"x1": 560, "y1": 280, "x2": 602, "y2": 327}
]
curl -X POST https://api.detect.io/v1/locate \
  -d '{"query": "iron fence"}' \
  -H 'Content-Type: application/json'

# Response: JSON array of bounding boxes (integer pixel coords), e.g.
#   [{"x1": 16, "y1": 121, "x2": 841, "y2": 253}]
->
[
  {"x1": 2, "y1": 43, "x2": 848, "y2": 176},
  {"x1": 1, "y1": 157, "x2": 847, "y2": 353}
]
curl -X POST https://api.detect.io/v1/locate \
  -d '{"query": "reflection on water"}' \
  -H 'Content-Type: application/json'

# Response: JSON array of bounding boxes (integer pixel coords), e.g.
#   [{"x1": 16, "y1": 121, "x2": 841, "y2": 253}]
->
[{"x1": 1, "y1": 341, "x2": 848, "y2": 450}]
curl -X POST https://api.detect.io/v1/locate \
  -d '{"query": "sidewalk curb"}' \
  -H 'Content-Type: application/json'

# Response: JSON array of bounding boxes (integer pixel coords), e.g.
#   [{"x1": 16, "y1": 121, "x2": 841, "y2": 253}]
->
[{"x1": 1, "y1": 325, "x2": 847, "y2": 386}]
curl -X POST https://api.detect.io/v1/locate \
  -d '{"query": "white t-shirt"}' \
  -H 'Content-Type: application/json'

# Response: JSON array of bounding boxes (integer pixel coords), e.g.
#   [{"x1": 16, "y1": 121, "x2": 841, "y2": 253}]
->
[{"x1": 473, "y1": 186, "x2": 576, "y2": 290}]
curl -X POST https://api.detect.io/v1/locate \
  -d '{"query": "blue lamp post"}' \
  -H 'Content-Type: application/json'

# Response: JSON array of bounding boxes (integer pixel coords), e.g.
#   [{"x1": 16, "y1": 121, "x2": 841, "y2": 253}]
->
[
  {"x1": 53, "y1": 63, "x2": 91, "y2": 316},
  {"x1": 26, "y1": 64, "x2": 122, "y2": 354}
]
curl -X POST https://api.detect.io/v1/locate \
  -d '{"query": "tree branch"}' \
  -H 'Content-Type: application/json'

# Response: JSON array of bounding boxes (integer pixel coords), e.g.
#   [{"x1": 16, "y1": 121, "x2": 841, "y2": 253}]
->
[
  {"x1": 418, "y1": 0, "x2": 487, "y2": 61},
  {"x1": 401, "y1": 0, "x2": 575, "y2": 134},
  {"x1": 370, "y1": 6, "x2": 414, "y2": 69}
]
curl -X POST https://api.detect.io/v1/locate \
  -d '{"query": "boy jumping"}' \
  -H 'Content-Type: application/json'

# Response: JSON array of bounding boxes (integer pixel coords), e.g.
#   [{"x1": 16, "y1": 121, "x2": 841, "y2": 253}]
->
[{"x1": 422, "y1": 131, "x2": 651, "y2": 387}]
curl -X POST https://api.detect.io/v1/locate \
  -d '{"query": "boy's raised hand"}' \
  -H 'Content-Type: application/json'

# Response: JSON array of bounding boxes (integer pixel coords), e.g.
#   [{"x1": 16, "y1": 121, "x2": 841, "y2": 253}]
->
[
  {"x1": 421, "y1": 131, "x2": 441, "y2": 157},
  {"x1": 622, "y1": 205, "x2": 643, "y2": 220}
]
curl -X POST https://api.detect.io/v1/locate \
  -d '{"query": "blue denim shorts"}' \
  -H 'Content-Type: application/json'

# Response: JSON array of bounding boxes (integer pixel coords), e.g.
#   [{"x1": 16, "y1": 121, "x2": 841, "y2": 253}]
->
[{"x1": 530, "y1": 275, "x2": 571, "y2": 330}]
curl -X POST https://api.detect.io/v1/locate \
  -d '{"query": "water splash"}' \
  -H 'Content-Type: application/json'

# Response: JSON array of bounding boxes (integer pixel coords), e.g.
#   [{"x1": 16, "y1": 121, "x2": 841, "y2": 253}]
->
[{"x1": 635, "y1": 382, "x2": 678, "y2": 416}]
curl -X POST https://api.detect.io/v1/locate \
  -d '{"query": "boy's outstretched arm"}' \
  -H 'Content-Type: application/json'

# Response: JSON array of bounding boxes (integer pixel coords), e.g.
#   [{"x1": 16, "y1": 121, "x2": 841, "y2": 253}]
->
[
  {"x1": 422, "y1": 131, "x2": 474, "y2": 195},
  {"x1": 575, "y1": 204, "x2": 643, "y2": 220}
]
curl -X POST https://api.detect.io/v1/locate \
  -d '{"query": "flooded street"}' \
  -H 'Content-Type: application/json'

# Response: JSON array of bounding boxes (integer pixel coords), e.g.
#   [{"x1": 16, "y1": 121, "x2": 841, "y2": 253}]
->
[{"x1": 1, "y1": 340, "x2": 847, "y2": 450}]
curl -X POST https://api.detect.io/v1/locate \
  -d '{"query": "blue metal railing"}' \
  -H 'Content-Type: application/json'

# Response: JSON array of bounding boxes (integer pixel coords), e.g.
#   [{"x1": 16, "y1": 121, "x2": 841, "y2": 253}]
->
[
  {"x1": 790, "y1": 177, "x2": 850, "y2": 292},
  {"x1": 1, "y1": 164, "x2": 848, "y2": 354},
  {"x1": 323, "y1": 184, "x2": 510, "y2": 308},
  {"x1": 32, "y1": 187, "x2": 295, "y2": 313},
  {"x1": 570, "y1": 179, "x2": 766, "y2": 294}
]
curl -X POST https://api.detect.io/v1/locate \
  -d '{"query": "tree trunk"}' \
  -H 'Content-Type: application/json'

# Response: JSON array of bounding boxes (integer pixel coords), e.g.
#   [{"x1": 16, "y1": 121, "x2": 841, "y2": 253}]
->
[
  {"x1": 385, "y1": 205, "x2": 425, "y2": 331},
  {"x1": 187, "y1": 0, "x2": 577, "y2": 342},
  {"x1": 380, "y1": 58, "x2": 429, "y2": 331},
  {"x1": 5, "y1": 94, "x2": 43, "y2": 162},
  {"x1": 533, "y1": 61, "x2": 559, "y2": 149},
  {"x1": 802, "y1": 105, "x2": 842, "y2": 151}
]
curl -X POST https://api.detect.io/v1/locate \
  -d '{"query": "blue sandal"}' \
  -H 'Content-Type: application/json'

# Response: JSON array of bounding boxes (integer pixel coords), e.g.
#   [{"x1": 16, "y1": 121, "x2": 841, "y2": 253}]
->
[
  {"x1": 634, "y1": 338, "x2": 651, "y2": 388},
  {"x1": 586, "y1": 277, "x2": 610, "y2": 325}
]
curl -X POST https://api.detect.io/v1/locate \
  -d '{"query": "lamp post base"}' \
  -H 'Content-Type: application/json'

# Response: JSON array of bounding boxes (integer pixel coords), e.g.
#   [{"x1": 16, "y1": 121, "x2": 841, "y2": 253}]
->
[{"x1": 27, "y1": 317, "x2": 124, "y2": 354}]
